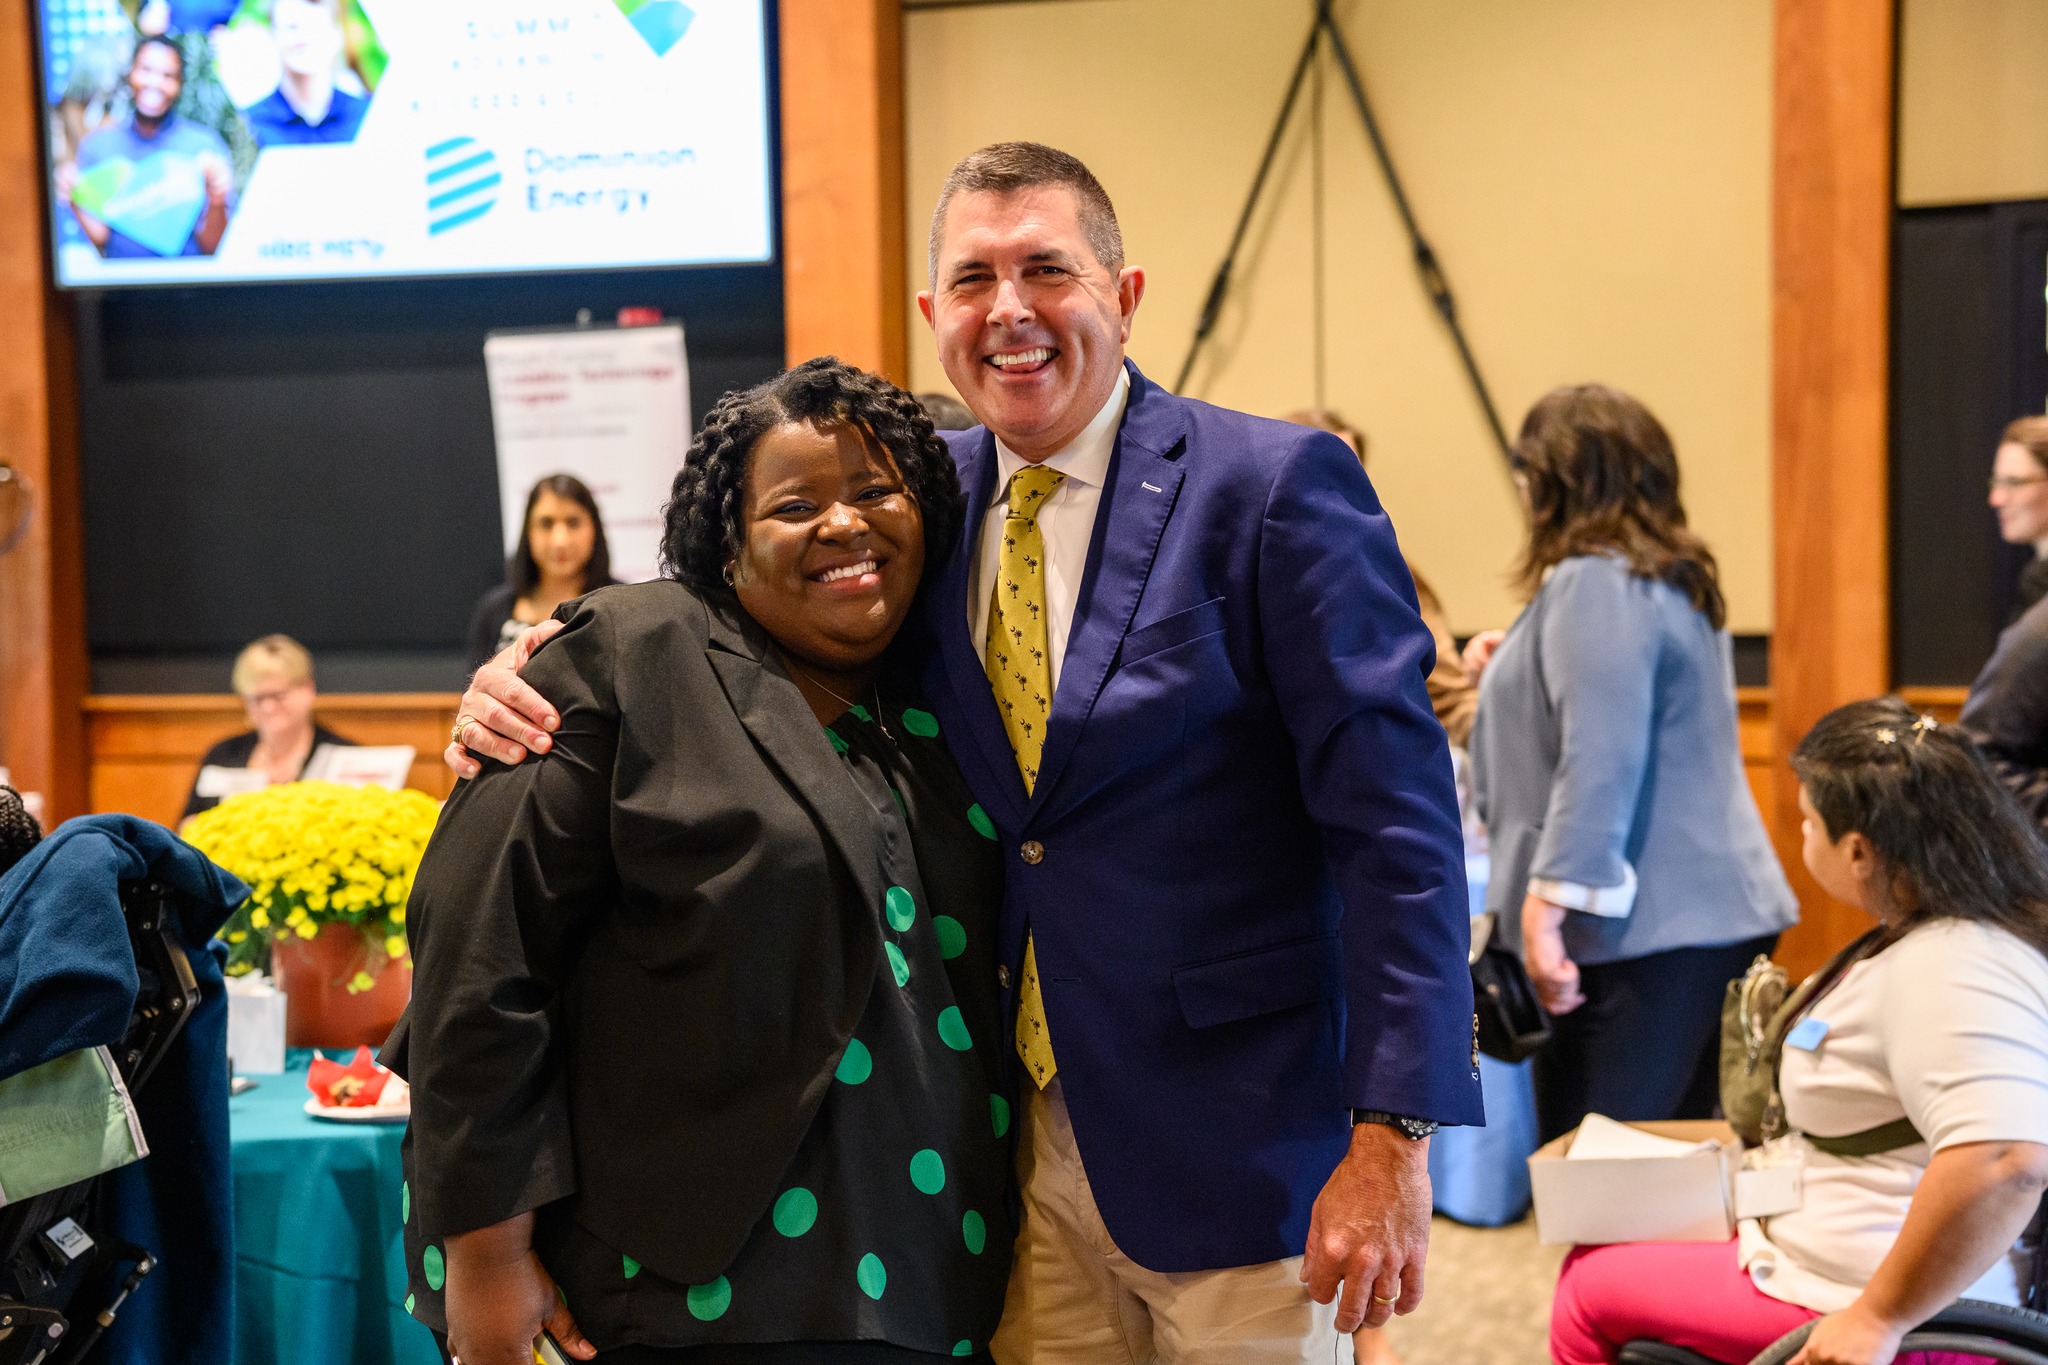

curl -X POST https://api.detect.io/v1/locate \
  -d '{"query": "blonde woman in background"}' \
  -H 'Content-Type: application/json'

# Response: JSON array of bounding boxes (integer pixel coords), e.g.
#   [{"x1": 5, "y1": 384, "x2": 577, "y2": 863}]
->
[{"x1": 181, "y1": 634, "x2": 353, "y2": 820}]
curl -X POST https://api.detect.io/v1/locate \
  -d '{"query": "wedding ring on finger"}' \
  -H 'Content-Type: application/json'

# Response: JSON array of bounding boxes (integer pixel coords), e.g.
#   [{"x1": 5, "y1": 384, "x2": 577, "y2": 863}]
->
[
  {"x1": 1373, "y1": 1294, "x2": 1399, "y2": 1306},
  {"x1": 449, "y1": 716, "x2": 473, "y2": 749}
]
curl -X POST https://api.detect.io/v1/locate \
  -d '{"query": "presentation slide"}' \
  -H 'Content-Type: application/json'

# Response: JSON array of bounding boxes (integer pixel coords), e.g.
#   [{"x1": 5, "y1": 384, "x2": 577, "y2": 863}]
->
[{"x1": 37, "y1": 0, "x2": 774, "y2": 287}]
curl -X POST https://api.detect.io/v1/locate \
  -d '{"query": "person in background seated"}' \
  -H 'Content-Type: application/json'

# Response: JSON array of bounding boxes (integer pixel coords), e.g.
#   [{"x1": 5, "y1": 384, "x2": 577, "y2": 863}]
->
[
  {"x1": 915, "y1": 391, "x2": 977, "y2": 433},
  {"x1": 1468, "y1": 384, "x2": 1797, "y2": 1143},
  {"x1": 1284, "y1": 408, "x2": 1476, "y2": 748},
  {"x1": 1960, "y1": 417, "x2": 2048, "y2": 829},
  {"x1": 242, "y1": 0, "x2": 368, "y2": 146},
  {"x1": 465, "y1": 474, "x2": 618, "y2": 670},
  {"x1": 58, "y1": 36, "x2": 233, "y2": 258},
  {"x1": 1552, "y1": 698, "x2": 2048, "y2": 1365},
  {"x1": 181, "y1": 634, "x2": 352, "y2": 821}
]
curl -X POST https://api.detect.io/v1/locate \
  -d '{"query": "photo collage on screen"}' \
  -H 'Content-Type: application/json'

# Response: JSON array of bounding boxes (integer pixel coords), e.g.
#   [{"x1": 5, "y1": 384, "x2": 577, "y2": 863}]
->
[{"x1": 42, "y1": 0, "x2": 385, "y2": 263}]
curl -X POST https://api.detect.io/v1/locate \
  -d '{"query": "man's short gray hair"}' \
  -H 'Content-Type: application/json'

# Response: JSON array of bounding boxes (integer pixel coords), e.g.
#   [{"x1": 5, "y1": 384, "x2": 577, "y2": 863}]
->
[{"x1": 927, "y1": 142, "x2": 1125, "y2": 285}]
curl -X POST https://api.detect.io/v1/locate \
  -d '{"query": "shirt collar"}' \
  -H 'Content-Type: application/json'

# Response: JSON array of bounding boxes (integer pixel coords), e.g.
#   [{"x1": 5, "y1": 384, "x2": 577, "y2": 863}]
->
[{"x1": 989, "y1": 367, "x2": 1130, "y2": 505}]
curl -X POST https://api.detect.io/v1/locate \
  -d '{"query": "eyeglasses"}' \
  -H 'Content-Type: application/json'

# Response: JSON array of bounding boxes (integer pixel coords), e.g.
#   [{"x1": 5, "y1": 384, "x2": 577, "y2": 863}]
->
[{"x1": 1990, "y1": 475, "x2": 2048, "y2": 493}]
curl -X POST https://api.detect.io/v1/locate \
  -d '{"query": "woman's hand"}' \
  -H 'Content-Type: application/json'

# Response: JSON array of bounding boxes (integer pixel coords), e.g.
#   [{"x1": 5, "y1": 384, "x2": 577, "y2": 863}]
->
[
  {"x1": 1787, "y1": 1304, "x2": 1905, "y2": 1365},
  {"x1": 443, "y1": 1214, "x2": 595, "y2": 1365},
  {"x1": 445, "y1": 621, "x2": 566, "y2": 779},
  {"x1": 1520, "y1": 893, "x2": 1584, "y2": 1014},
  {"x1": 1461, "y1": 629, "x2": 1507, "y2": 685}
]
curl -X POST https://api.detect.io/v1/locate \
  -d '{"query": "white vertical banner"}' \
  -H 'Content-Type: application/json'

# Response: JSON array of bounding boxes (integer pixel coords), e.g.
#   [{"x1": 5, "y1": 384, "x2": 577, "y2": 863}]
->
[{"x1": 483, "y1": 322, "x2": 692, "y2": 585}]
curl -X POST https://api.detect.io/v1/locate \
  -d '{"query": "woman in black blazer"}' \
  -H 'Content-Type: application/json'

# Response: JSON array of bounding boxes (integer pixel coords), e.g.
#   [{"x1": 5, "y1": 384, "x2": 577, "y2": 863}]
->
[{"x1": 386, "y1": 361, "x2": 1010, "y2": 1364}]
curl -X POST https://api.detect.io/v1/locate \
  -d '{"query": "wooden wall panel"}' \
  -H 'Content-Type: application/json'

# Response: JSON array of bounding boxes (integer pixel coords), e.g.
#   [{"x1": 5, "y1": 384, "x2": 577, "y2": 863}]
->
[
  {"x1": 779, "y1": 0, "x2": 908, "y2": 382},
  {"x1": 1770, "y1": 0, "x2": 1897, "y2": 978},
  {"x1": 86, "y1": 694, "x2": 460, "y2": 829},
  {"x1": 0, "y1": 0, "x2": 88, "y2": 823}
]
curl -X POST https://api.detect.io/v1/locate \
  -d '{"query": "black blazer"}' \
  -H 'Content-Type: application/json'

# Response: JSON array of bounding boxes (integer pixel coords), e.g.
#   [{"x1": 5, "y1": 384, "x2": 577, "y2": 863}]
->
[
  {"x1": 463, "y1": 583, "x2": 519, "y2": 670},
  {"x1": 1962, "y1": 592, "x2": 2048, "y2": 828},
  {"x1": 386, "y1": 581, "x2": 957, "y2": 1284}
]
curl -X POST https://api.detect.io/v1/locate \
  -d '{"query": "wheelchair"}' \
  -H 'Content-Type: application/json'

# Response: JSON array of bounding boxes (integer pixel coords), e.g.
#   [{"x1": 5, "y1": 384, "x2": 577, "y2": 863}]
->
[
  {"x1": 0, "y1": 878, "x2": 202, "y2": 1365},
  {"x1": 1620, "y1": 1297, "x2": 2048, "y2": 1365}
]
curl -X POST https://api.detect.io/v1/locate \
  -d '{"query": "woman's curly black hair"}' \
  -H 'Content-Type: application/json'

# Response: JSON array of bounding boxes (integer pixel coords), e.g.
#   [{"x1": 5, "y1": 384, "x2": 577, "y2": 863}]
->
[{"x1": 660, "y1": 357, "x2": 965, "y2": 593}]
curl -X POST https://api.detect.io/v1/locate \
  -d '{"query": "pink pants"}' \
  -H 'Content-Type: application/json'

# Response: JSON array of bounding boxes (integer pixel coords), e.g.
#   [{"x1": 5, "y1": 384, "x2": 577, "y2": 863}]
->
[{"x1": 1550, "y1": 1240, "x2": 1988, "y2": 1365}]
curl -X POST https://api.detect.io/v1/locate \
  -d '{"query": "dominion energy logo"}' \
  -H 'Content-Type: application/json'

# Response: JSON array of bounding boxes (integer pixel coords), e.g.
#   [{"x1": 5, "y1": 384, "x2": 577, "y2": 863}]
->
[
  {"x1": 425, "y1": 137, "x2": 499, "y2": 235},
  {"x1": 613, "y1": 0, "x2": 695, "y2": 57}
]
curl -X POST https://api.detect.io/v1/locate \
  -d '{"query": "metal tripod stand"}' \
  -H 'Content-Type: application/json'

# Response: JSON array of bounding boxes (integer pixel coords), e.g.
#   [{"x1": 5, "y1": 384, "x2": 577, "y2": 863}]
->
[{"x1": 1171, "y1": 0, "x2": 1513, "y2": 469}]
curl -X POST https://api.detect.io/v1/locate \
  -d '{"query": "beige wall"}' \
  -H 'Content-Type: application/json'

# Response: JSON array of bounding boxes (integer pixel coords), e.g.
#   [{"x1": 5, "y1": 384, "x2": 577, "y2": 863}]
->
[
  {"x1": 903, "y1": 0, "x2": 1773, "y2": 634},
  {"x1": 1900, "y1": 0, "x2": 2048, "y2": 207}
]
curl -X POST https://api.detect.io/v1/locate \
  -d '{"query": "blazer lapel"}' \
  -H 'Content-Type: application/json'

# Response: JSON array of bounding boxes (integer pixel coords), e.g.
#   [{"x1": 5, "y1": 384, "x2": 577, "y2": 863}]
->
[
  {"x1": 1030, "y1": 364, "x2": 1189, "y2": 817},
  {"x1": 930, "y1": 428, "x2": 1031, "y2": 828},
  {"x1": 703, "y1": 604, "x2": 889, "y2": 915}
]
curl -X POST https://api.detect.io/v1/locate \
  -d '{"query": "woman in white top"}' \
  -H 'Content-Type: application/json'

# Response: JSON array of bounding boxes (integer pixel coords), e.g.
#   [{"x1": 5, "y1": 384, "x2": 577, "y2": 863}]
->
[{"x1": 1551, "y1": 696, "x2": 2048, "y2": 1365}]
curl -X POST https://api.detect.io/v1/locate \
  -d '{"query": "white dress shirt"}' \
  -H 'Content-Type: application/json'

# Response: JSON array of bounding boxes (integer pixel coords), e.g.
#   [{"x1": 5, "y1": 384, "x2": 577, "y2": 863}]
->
[{"x1": 968, "y1": 369, "x2": 1130, "y2": 695}]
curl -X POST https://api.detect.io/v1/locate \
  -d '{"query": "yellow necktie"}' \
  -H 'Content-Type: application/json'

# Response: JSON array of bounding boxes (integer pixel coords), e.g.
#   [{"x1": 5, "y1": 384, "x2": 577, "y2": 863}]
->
[{"x1": 986, "y1": 464, "x2": 1064, "y2": 1088}]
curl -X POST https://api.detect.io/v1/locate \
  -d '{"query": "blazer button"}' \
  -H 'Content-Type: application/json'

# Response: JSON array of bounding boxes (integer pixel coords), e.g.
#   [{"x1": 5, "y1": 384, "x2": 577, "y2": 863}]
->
[
  {"x1": 998, "y1": 965, "x2": 1012, "y2": 989},
  {"x1": 1020, "y1": 840, "x2": 1044, "y2": 865}
]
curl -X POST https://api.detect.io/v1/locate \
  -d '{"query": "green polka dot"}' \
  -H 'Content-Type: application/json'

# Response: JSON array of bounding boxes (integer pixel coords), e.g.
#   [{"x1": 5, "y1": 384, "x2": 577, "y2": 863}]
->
[
  {"x1": 404, "y1": 1293, "x2": 416, "y2": 1315},
  {"x1": 422, "y1": 1245, "x2": 445, "y2": 1291},
  {"x1": 885, "y1": 942, "x2": 911, "y2": 986},
  {"x1": 937, "y1": 1006, "x2": 972, "y2": 1051},
  {"x1": 401, "y1": 1180, "x2": 409, "y2": 1223},
  {"x1": 826, "y1": 728, "x2": 849, "y2": 754},
  {"x1": 686, "y1": 1276, "x2": 732, "y2": 1321},
  {"x1": 773, "y1": 1187, "x2": 818, "y2": 1238},
  {"x1": 963, "y1": 1209, "x2": 987, "y2": 1254},
  {"x1": 991, "y1": 1094, "x2": 1011, "y2": 1137},
  {"x1": 909, "y1": 1148, "x2": 946, "y2": 1194},
  {"x1": 885, "y1": 886, "x2": 917, "y2": 931},
  {"x1": 622, "y1": 1253, "x2": 641, "y2": 1279},
  {"x1": 849, "y1": 703, "x2": 873, "y2": 723},
  {"x1": 966, "y1": 804, "x2": 997, "y2": 840},
  {"x1": 857, "y1": 1252, "x2": 887, "y2": 1300},
  {"x1": 934, "y1": 915, "x2": 967, "y2": 959},
  {"x1": 953, "y1": 1344, "x2": 974, "y2": 1358},
  {"x1": 836, "y1": 1038, "x2": 873, "y2": 1084},
  {"x1": 901, "y1": 708, "x2": 939, "y2": 737}
]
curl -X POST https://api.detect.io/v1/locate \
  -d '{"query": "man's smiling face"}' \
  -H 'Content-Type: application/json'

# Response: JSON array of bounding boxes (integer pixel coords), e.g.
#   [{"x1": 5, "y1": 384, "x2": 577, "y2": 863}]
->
[{"x1": 919, "y1": 186, "x2": 1145, "y2": 463}]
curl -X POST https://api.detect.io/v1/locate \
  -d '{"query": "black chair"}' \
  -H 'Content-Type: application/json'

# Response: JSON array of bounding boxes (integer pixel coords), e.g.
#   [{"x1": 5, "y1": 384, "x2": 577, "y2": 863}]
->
[
  {"x1": 0, "y1": 879, "x2": 200, "y2": 1365},
  {"x1": 1620, "y1": 1299, "x2": 2048, "y2": 1365}
]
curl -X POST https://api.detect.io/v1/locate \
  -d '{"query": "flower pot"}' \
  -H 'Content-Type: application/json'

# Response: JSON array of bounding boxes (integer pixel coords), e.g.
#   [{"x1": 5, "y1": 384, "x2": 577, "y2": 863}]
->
[{"x1": 271, "y1": 924, "x2": 411, "y2": 1049}]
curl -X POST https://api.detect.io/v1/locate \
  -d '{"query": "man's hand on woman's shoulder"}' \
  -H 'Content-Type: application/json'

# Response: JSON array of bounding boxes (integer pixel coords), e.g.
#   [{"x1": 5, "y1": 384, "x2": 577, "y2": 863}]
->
[{"x1": 445, "y1": 620, "x2": 567, "y2": 779}]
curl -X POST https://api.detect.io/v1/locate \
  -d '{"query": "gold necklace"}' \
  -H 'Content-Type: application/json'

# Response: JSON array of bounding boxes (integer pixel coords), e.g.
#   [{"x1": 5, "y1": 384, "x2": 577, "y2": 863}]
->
[{"x1": 788, "y1": 661, "x2": 893, "y2": 743}]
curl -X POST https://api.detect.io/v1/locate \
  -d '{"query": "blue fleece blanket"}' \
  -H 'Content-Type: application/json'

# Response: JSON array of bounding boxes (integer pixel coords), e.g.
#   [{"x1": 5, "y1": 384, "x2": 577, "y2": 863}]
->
[{"x1": 0, "y1": 815, "x2": 248, "y2": 1365}]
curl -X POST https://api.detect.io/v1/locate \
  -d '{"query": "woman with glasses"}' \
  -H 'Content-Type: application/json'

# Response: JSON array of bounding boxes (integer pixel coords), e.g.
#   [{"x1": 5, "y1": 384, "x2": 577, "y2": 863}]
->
[
  {"x1": 180, "y1": 634, "x2": 354, "y2": 821},
  {"x1": 1960, "y1": 417, "x2": 2048, "y2": 829}
]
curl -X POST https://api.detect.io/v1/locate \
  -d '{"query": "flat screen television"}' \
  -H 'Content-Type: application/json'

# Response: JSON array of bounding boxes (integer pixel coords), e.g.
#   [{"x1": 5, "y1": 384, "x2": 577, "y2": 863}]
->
[{"x1": 34, "y1": 0, "x2": 775, "y2": 287}]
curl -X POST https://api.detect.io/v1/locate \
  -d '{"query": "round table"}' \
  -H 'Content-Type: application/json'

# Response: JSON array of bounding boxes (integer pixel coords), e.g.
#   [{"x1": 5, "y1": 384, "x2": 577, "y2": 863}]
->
[{"x1": 229, "y1": 1053, "x2": 439, "y2": 1365}]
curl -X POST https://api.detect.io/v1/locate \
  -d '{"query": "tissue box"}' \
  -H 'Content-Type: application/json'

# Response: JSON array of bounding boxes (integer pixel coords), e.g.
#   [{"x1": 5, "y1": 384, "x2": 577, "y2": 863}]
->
[
  {"x1": 1528, "y1": 1118, "x2": 1737, "y2": 1245},
  {"x1": 225, "y1": 974, "x2": 288, "y2": 1075}
]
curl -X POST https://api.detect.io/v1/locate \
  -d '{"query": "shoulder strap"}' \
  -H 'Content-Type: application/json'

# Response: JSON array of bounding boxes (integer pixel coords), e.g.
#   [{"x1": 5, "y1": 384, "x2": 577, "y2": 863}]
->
[{"x1": 1803, "y1": 1116, "x2": 1925, "y2": 1158}]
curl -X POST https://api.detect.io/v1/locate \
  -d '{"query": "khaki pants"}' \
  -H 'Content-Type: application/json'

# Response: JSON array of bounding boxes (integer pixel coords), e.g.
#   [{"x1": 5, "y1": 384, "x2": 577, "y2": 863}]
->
[{"x1": 990, "y1": 1081, "x2": 1353, "y2": 1365}]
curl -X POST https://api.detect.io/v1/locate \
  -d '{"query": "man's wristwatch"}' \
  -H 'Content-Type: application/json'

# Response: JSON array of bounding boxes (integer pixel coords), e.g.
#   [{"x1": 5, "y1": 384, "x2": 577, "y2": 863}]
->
[{"x1": 1352, "y1": 1109, "x2": 1439, "y2": 1140}]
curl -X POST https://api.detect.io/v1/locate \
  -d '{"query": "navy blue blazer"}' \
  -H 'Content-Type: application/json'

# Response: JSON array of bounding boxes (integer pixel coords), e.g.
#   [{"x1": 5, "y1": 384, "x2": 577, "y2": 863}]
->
[{"x1": 918, "y1": 362, "x2": 1480, "y2": 1274}]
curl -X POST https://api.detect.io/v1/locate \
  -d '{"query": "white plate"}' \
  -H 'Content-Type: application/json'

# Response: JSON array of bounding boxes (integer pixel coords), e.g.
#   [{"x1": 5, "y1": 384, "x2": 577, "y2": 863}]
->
[{"x1": 303, "y1": 1096, "x2": 411, "y2": 1124}]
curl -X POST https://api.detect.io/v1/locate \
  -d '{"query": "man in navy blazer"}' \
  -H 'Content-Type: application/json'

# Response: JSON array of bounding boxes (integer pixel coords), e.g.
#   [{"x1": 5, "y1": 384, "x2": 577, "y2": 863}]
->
[{"x1": 448, "y1": 142, "x2": 1478, "y2": 1363}]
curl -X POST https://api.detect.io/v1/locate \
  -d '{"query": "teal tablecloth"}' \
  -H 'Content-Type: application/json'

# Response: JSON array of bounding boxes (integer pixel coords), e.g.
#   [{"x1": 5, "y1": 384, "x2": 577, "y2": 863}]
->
[{"x1": 228, "y1": 1053, "x2": 439, "y2": 1365}]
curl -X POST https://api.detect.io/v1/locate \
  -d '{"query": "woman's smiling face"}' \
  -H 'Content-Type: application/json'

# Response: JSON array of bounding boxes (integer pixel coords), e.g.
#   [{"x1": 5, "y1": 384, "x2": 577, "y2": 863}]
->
[{"x1": 731, "y1": 420, "x2": 926, "y2": 673}]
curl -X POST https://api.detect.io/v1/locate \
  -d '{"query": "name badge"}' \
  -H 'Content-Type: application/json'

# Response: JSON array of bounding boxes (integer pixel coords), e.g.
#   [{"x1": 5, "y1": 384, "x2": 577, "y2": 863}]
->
[{"x1": 1785, "y1": 1017, "x2": 1831, "y2": 1051}]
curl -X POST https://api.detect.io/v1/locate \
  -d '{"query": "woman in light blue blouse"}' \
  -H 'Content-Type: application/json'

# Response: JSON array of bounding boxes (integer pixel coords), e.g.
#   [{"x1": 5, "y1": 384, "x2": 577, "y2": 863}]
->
[{"x1": 1469, "y1": 384, "x2": 1797, "y2": 1142}]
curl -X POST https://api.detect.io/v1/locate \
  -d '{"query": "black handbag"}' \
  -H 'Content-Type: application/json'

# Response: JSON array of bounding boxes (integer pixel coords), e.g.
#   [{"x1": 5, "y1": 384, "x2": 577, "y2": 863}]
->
[{"x1": 1470, "y1": 913, "x2": 1552, "y2": 1062}]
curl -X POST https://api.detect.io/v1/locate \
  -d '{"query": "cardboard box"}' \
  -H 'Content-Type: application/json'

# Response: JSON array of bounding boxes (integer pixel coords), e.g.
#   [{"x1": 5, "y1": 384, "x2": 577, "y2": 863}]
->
[{"x1": 1528, "y1": 1118, "x2": 1737, "y2": 1245}]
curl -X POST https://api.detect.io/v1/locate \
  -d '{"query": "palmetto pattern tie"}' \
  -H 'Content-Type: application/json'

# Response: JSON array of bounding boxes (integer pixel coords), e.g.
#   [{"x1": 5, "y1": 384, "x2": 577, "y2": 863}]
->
[{"x1": 986, "y1": 463, "x2": 1064, "y2": 1087}]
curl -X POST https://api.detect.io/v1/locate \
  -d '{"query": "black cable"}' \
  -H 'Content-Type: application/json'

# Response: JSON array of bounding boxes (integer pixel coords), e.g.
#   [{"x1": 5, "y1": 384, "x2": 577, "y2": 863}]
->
[{"x1": 1171, "y1": 0, "x2": 1514, "y2": 468}]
